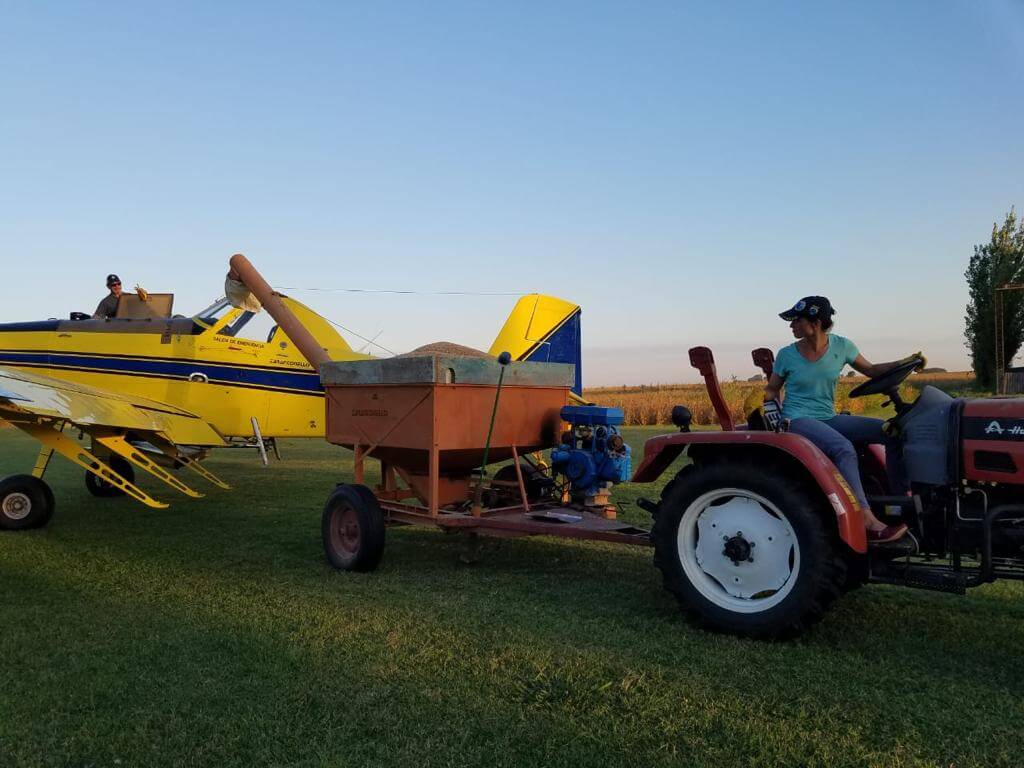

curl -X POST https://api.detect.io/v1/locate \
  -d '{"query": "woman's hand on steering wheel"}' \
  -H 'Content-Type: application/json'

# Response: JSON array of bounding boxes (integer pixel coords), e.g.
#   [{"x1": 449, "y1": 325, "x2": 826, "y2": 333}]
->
[
  {"x1": 848, "y1": 354, "x2": 925, "y2": 398},
  {"x1": 895, "y1": 350, "x2": 927, "y2": 372}
]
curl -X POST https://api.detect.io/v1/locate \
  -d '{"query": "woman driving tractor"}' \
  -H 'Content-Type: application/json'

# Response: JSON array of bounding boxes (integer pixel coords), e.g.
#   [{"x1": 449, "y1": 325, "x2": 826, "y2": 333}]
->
[{"x1": 764, "y1": 296, "x2": 923, "y2": 544}]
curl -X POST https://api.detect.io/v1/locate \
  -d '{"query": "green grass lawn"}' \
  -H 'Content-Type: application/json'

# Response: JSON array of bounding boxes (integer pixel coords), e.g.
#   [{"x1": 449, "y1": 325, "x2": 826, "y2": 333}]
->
[{"x1": 1, "y1": 427, "x2": 1022, "y2": 768}]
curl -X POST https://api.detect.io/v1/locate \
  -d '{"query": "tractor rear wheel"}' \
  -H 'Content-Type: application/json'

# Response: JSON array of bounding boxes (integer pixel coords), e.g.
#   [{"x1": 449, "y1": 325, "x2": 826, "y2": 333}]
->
[
  {"x1": 0, "y1": 475, "x2": 55, "y2": 531},
  {"x1": 322, "y1": 483, "x2": 386, "y2": 572},
  {"x1": 651, "y1": 459, "x2": 846, "y2": 639},
  {"x1": 85, "y1": 456, "x2": 135, "y2": 498}
]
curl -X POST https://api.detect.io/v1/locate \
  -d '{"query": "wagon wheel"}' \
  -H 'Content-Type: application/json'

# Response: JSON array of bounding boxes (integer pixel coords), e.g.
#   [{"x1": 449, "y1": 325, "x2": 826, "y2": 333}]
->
[
  {"x1": 322, "y1": 484, "x2": 386, "y2": 572},
  {"x1": 0, "y1": 475, "x2": 56, "y2": 531},
  {"x1": 85, "y1": 456, "x2": 135, "y2": 498}
]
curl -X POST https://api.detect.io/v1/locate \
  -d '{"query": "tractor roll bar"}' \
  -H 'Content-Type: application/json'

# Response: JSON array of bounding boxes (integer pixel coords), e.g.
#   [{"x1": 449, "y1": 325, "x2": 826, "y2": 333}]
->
[{"x1": 689, "y1": 346, "x2": 734, "y2": 431}]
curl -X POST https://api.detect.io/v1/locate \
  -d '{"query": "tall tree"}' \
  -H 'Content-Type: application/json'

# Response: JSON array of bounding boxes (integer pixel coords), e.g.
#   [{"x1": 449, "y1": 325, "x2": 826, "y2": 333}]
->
[{"x1": 964, "y1": 209, "x2": 1024, "y2": 389}]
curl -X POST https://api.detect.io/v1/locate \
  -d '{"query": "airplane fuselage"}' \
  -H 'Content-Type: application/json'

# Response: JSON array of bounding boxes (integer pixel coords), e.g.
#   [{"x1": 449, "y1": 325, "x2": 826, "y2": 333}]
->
[{"x1": 0, "y1": 304, "x2": 359, "y2": 440}]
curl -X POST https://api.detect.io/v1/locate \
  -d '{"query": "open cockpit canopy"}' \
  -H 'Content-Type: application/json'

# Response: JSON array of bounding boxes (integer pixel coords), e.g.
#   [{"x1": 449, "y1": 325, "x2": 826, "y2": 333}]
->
[{"x1": 115, "y1": 293, "x2": 174, "y2": 319}]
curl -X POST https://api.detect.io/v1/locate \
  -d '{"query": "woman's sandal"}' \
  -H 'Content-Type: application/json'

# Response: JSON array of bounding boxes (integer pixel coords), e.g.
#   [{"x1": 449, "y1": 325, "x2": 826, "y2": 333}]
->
[{"x1": 867, "y1": 523, "x2": 909, "y2": 545}]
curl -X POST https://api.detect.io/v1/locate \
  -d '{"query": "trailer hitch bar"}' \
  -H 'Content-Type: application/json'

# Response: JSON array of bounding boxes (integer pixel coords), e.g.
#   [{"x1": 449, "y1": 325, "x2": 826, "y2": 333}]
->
[{"x1": 636, "y1": 497, "x2": 659, "y2": 516}]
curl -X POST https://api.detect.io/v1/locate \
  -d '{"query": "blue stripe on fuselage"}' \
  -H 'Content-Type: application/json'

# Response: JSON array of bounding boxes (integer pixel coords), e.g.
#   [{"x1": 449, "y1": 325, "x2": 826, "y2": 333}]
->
[{"x1": 0, "y1": 350, "x2": 323, "y2": 395}]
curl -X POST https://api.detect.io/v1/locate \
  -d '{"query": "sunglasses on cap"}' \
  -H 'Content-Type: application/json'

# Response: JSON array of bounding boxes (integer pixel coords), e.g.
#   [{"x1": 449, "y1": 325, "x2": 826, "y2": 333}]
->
[{"x1": 779, "y1": 296, "x2": 833, "y2": 322}]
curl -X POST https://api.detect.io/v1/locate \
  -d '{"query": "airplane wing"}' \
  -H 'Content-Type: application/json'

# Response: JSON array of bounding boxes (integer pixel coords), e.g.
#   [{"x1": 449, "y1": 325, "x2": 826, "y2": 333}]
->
[
  {"x1": 0, "y1": 365, "x2": 230, "y2": 513},
  {"x1": 0, "y1": 366, "x2": 226, "y2": 445}
]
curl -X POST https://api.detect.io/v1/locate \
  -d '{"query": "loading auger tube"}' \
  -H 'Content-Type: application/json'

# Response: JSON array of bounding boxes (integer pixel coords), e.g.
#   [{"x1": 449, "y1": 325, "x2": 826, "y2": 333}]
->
[{"x1": 228, "y1": 253, "x2": 332, "y2": 372}]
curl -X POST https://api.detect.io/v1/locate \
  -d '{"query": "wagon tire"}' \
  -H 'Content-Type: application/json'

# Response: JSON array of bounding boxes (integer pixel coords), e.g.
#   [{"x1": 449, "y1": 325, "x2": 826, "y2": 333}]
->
[
  {"x1": 651, "y1": 459, "x2": 845, "y2": 640},
  {"x1": 322, "y1": 483, "x2": 386, "y2": 572},
  {"x1": 85, "y1": 456, "x2": 135, "y2": 497},
  {"x1": 0, "y1": 475, "x2": 55, "y2": 531}
]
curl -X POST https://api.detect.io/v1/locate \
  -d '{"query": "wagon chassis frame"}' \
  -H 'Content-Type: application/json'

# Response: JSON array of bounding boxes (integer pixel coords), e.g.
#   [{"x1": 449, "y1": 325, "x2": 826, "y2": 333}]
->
[{"x1": 351, "y1": 443, "x2": 652, "y2": 547}]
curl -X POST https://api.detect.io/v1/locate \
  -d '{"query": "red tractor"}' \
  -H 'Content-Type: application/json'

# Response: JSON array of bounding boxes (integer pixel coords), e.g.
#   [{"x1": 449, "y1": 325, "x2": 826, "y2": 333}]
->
[{"x1": 632, "y1": 347, "x2": 1024, "y2": 639}]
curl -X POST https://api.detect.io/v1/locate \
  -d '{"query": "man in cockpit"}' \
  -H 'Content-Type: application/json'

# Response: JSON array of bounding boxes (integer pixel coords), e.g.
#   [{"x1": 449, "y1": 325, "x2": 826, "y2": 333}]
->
[{"x1": 92, "y1": 274, "x2": 123, "y2": 319}]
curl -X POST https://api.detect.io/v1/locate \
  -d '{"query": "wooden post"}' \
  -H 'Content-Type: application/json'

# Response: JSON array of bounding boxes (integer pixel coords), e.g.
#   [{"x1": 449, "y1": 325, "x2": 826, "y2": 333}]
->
[
  {"x1": 994, "y1": 283, "x2": 1024, "y2": 395},
  {"x1": 430, "y1": 389, "x2": 440, "y2": 517},
  {"x1": 354, "y1": 444, "x2": 365, "y2": 485},
  {"x1": 428, "y1": 444, "x2": 440, "y2": 517},
  {"x1": 510, "y1": 445, "x2": 530, "y2": 513},
  {"x1": 996, "y1": 288, "x2": 1005, "y2": 395}
]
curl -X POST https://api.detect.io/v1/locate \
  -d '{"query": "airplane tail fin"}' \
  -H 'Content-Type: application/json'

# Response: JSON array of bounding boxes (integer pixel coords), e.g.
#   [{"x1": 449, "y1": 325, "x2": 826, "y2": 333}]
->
[{"x1": 488, "y1": 294, "x2": 583, "y2": 396}]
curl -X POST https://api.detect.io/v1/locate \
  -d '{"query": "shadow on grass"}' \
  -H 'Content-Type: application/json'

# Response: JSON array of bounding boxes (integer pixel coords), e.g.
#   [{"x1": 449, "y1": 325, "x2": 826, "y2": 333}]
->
[
  {"x1": 4, "y1": 546, "x2": 1022, "y2": 768},
  {"x1": 3, "y1": 434, "x2": 1024, "y2": 766}
]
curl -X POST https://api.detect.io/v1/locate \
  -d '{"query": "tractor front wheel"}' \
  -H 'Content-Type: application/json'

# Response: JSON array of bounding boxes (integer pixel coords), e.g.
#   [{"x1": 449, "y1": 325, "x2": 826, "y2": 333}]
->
[
  {"x1": 322, "y1": 484, "x2": 386, "y2": 572},
  {"x1": 0, "y1": 475, "x2": 55, "y2": 531},
  {"x1": 651, "y1": 460, "x2": 846, "y2": 639}
]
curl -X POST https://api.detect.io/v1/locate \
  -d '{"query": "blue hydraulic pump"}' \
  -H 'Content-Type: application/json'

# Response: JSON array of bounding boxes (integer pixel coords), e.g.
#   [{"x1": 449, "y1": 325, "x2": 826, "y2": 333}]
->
[{"x1": 550, "y1": 405, "x2": 631, "y2": 499}]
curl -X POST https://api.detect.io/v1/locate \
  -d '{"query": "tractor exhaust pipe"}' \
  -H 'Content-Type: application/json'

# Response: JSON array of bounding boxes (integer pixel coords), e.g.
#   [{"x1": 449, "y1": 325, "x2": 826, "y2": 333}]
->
[{"x1": 228, "y1": 253, "x2": 331, "y2": 373}]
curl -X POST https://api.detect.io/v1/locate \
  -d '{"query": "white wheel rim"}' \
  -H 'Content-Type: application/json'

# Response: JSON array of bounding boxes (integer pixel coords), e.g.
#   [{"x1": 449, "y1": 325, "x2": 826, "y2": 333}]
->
[
  {"x1": 677, "y1": 488, "x2": 800, "y2": 613},
  {"x1": 2, "y1": 492, "x2": 32, "y2": 521}
]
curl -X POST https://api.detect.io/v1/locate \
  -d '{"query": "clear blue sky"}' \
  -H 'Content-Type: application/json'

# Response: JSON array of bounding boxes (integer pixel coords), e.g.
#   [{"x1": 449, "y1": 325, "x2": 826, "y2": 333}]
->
[{"x1": 2, "y1": 1, "x2": 1022, "y2": 384}]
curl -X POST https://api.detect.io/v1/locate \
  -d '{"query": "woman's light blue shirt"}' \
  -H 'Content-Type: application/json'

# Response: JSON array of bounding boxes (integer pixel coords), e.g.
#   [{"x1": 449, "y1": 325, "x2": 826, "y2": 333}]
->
[{"x1": 773, "y1": 335, "x2": 860, "y2": 421}]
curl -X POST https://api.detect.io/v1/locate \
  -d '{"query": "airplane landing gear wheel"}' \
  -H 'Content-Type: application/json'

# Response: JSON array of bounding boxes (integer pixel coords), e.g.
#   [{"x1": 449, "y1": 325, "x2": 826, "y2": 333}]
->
[
  {"x1": 322, "y1": 484, "x2": 386, "y2": 572},
  {"x1": 0, "y1": 475, "x2": 55, "y2": 530},
  {"x1": 85, "y1": 456, "x2": 135, "y2": 498}
]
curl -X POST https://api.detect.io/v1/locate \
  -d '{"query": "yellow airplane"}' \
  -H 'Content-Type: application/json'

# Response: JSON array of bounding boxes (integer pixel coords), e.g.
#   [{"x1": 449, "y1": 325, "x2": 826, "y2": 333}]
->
[{"x1": 0, "y1": 266, "x2": 582, "y2": 530}]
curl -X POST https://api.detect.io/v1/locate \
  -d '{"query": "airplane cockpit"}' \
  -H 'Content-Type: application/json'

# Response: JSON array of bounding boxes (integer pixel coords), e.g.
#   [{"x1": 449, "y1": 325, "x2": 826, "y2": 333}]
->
[
  {"x1": 0, "y1": 288, "x2": 344, "y2": 362},
  {"x1": 67, "y1": 292, "x2": 176, "y2": 323},
  {"x1": 194, "y1": 298, "x2": 278, "y2": 342},
  {"x1": 42, "y1": 292, "x2": 196, "y2": 336},
  {"x1": 52, "y1": 295, "x2": 278, "y2": 342}
]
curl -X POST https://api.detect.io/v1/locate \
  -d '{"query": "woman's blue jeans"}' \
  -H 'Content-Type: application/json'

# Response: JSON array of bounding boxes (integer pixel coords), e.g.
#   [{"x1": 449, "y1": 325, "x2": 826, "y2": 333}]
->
[{"x1": 787, "y1": 415, "x2": 908, "y2": 509}]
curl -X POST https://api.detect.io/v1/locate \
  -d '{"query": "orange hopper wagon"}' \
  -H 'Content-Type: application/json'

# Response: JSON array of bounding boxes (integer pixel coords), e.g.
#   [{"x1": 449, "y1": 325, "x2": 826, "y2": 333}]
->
[{"x1": 317, "y1": 353, "x2": 651, "y2": 570}]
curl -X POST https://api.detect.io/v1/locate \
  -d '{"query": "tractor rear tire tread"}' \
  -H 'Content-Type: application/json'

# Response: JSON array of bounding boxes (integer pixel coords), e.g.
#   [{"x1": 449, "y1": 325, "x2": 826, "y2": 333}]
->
[{"x1": 651, "y1": 458, "x2": 846, "y2": 640}]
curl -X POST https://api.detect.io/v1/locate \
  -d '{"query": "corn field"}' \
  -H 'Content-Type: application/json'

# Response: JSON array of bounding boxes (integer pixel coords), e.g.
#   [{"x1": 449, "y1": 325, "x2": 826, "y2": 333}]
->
[{"x1": 583, "y1": 372, "x2": 976, "y2": 426}]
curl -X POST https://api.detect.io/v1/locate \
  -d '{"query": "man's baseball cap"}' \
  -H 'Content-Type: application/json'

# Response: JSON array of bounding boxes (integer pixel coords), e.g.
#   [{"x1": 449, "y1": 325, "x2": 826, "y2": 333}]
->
[
  {"x1": 780, "y1": 296, "x2": 834, "y2": 322},
  {"x1": 106, "y1": 274, "x2": 121, "y2": 286}
]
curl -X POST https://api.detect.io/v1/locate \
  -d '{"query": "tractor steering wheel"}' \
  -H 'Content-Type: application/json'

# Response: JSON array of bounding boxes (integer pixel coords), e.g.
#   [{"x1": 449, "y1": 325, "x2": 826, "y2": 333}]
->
[{"x1": 848, "y1": 357, "x2": 923, "y2": 398}]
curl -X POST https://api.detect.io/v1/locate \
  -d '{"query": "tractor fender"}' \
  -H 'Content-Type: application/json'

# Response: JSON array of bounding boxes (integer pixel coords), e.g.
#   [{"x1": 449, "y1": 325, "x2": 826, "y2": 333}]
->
[{"x1": 632, "y1": 431, "x2": 868, "y2": 554}]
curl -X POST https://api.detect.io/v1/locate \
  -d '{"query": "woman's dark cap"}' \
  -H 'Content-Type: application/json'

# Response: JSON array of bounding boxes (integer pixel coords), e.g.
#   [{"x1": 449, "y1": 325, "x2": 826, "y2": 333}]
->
[
  {"x1": 106, "y1": 274, "x2": 121, "y2": 287},
  {"x1": 780, "y1": 296, "x2": 834, "y2": 322}
]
